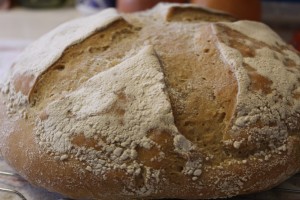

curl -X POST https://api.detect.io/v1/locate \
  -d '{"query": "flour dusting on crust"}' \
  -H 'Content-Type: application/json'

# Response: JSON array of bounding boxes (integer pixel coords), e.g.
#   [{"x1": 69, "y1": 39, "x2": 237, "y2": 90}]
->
[
  {"x1": 221, "y1": 20, "x2": 286, "y2": 46},
  {"x1": 35, "y1": 46, "x2": 194, "y2": 178},
  {"x1": 1, "y1": 4, "x2": 300, "y2": 199},
  {"x1": 213, "y1": 21, "x2": 300, "y2": 149},
  {"x1": 5, "y1": 9, "x2": 120, "y2": 101}
]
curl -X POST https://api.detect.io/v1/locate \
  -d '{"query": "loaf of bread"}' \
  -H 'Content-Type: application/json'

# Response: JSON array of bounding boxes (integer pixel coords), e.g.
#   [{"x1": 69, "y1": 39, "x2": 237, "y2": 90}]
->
[{"x1": 1, "y1": 3, "x2": 300, "y2": 200}]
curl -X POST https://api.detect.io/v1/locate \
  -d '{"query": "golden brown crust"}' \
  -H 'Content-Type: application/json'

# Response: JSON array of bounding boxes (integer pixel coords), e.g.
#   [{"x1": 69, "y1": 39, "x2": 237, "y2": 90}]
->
[
  {"x1": 165, "y1": 5, "x2": 237, "y2": 22},
  {"x1": 0, "y1": 3, "x2": 300, "y2": 200}
]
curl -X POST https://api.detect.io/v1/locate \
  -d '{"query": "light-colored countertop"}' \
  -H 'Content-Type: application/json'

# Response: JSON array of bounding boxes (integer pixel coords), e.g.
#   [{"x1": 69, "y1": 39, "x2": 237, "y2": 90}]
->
[{"x1": 0, "y1": 8, "x2": 81, "y2": 40}]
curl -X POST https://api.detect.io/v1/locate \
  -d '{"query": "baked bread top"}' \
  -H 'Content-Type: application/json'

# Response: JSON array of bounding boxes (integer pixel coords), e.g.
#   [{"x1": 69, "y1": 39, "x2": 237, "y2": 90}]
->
[{"x1": 1, "y1": 3, "x2": 300, "y2": 200}]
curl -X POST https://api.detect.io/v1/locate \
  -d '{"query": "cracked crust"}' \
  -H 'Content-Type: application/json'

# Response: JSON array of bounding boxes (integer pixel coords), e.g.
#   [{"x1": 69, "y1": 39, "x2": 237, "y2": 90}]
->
[{"x1": 0, "y1": 3, "x2": 300, "y2": 200}]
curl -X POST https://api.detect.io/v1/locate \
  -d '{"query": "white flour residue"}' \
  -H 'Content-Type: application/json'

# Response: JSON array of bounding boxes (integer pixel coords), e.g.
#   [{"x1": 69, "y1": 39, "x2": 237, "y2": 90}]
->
[
  {"x1": 35, "y1": 46, "x2": 182, "y2": 177},
  {"x1": 213, "y1": 21, "x2": 300, "y2": 149},
  {"x1": 219, "y1": 20, "x2": 285, "y2": 47},
  {"x1": 6, "y1": 9, "x2": 121, "y2": 100}
]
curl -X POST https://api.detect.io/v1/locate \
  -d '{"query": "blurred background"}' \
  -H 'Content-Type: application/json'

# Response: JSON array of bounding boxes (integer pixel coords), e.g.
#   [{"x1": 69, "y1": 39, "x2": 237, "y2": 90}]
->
[{"x1": 0, "y1": 0, "x2": 299, "y2": 50}]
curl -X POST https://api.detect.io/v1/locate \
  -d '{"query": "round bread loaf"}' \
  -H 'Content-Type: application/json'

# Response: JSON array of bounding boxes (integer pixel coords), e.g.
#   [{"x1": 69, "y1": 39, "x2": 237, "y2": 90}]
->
[{"x1": 1, "y1": 3, "x2": 300, "y2": 200}]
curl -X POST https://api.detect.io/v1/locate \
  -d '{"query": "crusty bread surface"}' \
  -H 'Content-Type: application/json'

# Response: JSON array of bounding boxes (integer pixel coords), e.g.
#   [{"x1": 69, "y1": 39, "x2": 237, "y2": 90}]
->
[{"x1": 1, "y1": 3, "x2": 300, "y2": 200}]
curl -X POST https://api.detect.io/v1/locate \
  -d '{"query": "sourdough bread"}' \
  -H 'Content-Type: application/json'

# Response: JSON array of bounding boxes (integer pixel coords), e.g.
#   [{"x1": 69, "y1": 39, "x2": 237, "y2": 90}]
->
[{"x1": 0, "y1": 3, "x2": 300, "y2": 200}]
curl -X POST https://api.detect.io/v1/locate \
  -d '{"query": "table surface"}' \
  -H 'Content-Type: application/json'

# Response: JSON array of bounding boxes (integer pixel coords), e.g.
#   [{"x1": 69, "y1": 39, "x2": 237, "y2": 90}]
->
[{"x1": 0, "y1": 8, "x2": 81, "y2": 40}]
